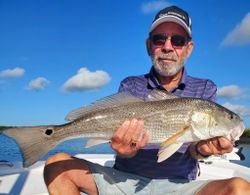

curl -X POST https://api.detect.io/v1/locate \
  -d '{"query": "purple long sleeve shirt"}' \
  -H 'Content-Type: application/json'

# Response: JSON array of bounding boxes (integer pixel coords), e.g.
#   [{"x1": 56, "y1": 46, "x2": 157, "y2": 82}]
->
[{"x1": 113, "y1": 67, "x2": 217, "y2": 180}]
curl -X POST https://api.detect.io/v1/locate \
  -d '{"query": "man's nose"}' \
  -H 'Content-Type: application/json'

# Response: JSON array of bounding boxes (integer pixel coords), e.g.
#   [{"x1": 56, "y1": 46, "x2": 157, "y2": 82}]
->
[{"x1": 161, "y1": 38, "x2": 174, "y2": 53}]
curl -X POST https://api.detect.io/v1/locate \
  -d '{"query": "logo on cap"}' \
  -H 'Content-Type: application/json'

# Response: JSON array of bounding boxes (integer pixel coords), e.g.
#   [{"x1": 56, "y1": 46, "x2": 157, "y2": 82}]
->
[{"x1": 159, "y1": 11, "x2": 186, "y2": 21}]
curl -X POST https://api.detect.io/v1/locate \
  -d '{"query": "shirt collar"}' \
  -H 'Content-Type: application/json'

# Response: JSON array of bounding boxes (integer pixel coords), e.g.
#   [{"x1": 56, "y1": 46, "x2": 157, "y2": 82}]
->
[{"x1": 147, "y1": 67, "x2": 187, "y2": 91}]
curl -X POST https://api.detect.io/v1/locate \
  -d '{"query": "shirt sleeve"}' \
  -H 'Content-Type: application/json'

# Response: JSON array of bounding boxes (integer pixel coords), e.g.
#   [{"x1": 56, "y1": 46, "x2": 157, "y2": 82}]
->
[
  {"x1": 203, "y1": 80, "x2": 217, "y2": 102},
  {"x1": 118, "y1": 79, "x2": 128, "y2": 92},
  {"x1": 118, "y1": 77, "x2": 135, "y2": 93}
]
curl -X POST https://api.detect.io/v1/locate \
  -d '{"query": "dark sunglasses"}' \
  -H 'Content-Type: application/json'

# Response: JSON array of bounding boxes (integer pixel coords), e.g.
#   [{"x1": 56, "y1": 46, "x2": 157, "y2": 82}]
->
[{"x1": 150, "y1": 34, "x2": 190, "y2": 48}]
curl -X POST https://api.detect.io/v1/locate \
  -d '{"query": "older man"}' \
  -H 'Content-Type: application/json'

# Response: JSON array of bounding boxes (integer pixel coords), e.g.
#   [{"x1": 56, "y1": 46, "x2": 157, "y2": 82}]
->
[{"x1": 44, "y1": 6, "x2": 250, "y2": 195}]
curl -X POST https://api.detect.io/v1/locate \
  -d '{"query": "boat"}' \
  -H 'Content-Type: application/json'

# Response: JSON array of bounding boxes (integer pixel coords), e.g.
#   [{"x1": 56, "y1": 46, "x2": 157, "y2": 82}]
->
[{"x1": 0, "y1": 147, "x2": 249, "y2": 195}]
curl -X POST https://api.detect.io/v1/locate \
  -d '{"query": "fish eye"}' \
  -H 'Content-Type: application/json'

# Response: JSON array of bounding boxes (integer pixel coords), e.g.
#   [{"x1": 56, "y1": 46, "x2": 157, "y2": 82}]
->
[{"x1": 229, "y1": 114, "x2": 234, "y2": 120}]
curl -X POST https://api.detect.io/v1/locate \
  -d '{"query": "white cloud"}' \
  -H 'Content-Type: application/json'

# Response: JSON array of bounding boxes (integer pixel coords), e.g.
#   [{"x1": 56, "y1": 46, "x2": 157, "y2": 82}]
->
[
  {"x1": 62, "y1": 67, "x2": 111, "y2": 92},
  {"x1": 141, "y1": 1, "x2": 171, "y2": 14},
  {"x1": 0, "y1": 67, "x2": 25, "y2": 78},
  {"x1": 27, "y1": 77, "x2": 50, "y2": 91},
  {"x1": 217, "y1": 85, "x2": 246, "y2": 99},
  {"x1": 223, "y1": 102, "x2": 250, "y2": 118},
  {"x1": 221, "y1": 13, "x2": 250, "y2": 46}
]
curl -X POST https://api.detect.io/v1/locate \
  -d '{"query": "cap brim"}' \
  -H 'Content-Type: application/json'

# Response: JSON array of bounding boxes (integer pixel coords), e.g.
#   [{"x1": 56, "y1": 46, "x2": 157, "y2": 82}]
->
[{"x1": 150, "y1": 15, "x2": 191, "y2": 37}]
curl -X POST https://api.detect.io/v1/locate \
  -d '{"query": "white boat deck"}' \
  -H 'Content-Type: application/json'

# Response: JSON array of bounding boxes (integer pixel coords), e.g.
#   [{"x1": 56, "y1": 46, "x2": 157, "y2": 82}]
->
[{"x1": 0, "y1": 149, "x2": 249, "y2": 195}]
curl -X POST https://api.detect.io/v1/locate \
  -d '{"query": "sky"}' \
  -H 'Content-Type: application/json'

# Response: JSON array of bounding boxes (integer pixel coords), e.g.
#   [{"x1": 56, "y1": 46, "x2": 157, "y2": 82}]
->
[{"x1": 0, "y1": 0, "x2": 250, "y2": 128}]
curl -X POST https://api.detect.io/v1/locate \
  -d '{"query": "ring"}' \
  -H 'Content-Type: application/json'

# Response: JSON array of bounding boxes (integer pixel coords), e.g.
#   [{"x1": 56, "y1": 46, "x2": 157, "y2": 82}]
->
[{"x1": 130, "y1": 141, "x2": 137, "y2": 148}]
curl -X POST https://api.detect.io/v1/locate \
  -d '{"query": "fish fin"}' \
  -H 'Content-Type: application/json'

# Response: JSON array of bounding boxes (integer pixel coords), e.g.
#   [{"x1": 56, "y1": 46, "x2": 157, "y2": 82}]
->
[
  {"x1": 2, "y1": 126, "x2": 58, "y2": 167},
  {"x1": 85, "y1": 139, "x2": 110, "y2": 148},
  {"x1": 156, "y1": 126, "x2": 190, "y2": 162},
  {"x1": 160, "y1": 125, "x2": 190, "y2": 146},
  {"x1": 66, "y1": 92, "x2": 144, "y2": 121},
  {"x1": 157, "y1": 142, "x2": 183, "y2": 162},
  {"x1": 146, "y1": 89, "x2": 179, "y2": 101}
]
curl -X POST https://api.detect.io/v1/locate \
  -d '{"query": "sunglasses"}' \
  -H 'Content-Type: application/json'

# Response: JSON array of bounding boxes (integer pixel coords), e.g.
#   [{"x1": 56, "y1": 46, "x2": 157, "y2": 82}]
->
[{"x1": 150, "y1": 34, "x2": 190, "y2": 48}]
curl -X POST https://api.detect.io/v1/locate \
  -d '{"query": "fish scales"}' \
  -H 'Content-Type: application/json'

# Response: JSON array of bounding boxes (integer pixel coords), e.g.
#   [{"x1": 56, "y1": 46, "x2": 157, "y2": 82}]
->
[
  {"x1": 56, "y1": 99, "x2": 198, "y2": 144},
  {"x1": 143, "y1": 100, "x2": 195, "y2": 142}
]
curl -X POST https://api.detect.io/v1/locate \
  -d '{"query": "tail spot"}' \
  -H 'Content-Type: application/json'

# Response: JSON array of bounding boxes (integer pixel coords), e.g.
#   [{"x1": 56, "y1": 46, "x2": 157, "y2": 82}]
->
[{"x1": 45, "y1": 129, "x2": 53, "y2": 136}]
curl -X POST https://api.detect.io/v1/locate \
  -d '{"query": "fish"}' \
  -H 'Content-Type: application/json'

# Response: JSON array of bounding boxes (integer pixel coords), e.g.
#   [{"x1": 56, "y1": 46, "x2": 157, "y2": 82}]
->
[{"x1": 1, "y1": 89, "x2": 245, "y2": 167}]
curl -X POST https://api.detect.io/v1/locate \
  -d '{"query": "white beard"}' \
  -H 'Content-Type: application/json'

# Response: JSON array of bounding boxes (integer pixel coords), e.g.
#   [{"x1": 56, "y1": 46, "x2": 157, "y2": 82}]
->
[{"x1": 151, "y1": 53, "x2": 187, "y2": 77}]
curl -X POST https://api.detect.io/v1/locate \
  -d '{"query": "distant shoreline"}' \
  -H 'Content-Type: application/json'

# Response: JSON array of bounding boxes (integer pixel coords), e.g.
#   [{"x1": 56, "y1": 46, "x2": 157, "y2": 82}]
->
[{"x1": 239, "y1": 136, "x2": 250, "y2": 144}]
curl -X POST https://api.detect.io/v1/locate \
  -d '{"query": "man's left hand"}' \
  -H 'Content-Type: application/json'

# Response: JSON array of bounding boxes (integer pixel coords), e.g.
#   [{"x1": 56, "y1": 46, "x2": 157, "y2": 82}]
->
[{"x1": 197, "y1": 136, "x2": 233, "y2": 156}]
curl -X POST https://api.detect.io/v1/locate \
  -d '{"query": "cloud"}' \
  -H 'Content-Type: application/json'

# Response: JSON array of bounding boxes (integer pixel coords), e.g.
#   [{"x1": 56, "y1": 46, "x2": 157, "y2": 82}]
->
[
  {"x1": 221, "y1": 13, "x2": 250, "y2": 46},
  {"x1": 0, "y1": 67, "x2": 25, "y2": 78},
  {"x1": 27, "y1": 77, "x2": 50, "y2": 91},
  {"x1": 223, "y1": 102, "x2": 250, "y2": 118},
  {"x1": 141, "y1": 0, "x2": 171, "y2": 14},
  {"x1": 62, "y1": 67, "x2": 111, "y2": 92},
  {"x1": 217, "y1": 85, "x2": 246, "y2": 99}
]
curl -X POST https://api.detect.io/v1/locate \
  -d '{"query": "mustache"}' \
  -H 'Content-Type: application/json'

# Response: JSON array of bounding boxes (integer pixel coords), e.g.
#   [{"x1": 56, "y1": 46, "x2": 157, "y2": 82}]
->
[{"x1": 156, "y1": 54, "x2": 177, "y2": 61}]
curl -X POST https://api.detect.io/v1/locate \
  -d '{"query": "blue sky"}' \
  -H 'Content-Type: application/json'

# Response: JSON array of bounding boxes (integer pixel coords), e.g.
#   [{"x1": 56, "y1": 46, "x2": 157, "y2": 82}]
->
[{"x1": 0, "y1": 0, "x2": 250, "y2": 128}]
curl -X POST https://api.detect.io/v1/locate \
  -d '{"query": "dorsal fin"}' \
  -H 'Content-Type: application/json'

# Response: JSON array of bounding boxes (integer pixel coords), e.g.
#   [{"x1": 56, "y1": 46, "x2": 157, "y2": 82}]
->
[
  {"x1": 65, "y1": 92, "x2": 143, "y2": 121},
  {"x1": 146, "y1": 89, "x2": 179, "y2": 101}
]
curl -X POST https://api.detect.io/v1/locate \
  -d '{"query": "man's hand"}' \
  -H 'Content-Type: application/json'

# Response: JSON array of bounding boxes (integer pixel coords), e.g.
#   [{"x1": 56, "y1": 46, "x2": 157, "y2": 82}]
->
[
  {"x1": 190, "y1": 136, "x2": 233, "y2": 159},
  {"x1": 110, "y1": 119, "x2": 150, "y2": 158}
]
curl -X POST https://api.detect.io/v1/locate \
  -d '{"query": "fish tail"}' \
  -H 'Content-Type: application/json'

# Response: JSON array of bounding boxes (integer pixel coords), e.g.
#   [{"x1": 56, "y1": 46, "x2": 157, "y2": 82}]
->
[{"x1": 2, "y1": 125, "x2": 58, "y2": 167}]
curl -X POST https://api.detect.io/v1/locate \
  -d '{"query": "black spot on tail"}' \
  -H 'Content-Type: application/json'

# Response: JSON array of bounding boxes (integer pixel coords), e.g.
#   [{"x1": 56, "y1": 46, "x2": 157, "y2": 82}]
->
[{"x1": 45, "y1": 129, "x2": 53, "y2": 136}]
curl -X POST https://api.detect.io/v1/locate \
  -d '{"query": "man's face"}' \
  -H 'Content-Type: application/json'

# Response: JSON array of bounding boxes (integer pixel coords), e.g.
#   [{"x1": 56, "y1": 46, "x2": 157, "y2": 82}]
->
[{"x1": 147, "y1": 22, "x2": 193, "y2": 77}]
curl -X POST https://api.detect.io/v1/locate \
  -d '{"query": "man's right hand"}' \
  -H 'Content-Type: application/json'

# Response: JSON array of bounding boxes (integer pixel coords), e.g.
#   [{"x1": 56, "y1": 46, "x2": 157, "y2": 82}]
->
[{"x1": 110, "y1": 119, "x2": 150, "y2": 158}]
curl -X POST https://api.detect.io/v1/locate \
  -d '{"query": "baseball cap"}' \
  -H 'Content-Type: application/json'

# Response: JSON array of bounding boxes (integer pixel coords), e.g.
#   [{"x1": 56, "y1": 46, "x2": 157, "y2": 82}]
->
[{"x1": 149, "y1": 6, "x2": 192, "y2": 38}]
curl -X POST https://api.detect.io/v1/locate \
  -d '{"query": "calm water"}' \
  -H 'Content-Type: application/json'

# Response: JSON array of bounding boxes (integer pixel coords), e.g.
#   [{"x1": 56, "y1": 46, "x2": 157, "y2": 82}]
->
[{"x1": 0, "y1": 135, "x2": 249, "y2": 168}]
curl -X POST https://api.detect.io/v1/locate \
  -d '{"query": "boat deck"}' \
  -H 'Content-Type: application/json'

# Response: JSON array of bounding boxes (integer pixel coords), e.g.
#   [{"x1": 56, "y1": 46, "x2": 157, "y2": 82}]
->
[{"x1": 0, "y1": 150, "x2": 250, "y2": 195}]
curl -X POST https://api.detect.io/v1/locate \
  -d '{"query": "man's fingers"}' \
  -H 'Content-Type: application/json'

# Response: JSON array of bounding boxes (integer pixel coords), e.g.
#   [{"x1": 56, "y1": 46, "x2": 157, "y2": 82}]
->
[
  {"x1": 111, "y1": 118, "x2": 149, "y2": 158},
  {"x1": 206, "y1": 140, "x2": 216, "y2": 154},
  {"x1": 123, "y1": 119, "x2": 139, "y2": 145},
  {"x1": 131, "y1": 120, "x2": 144, "y2": 142},
  {"x1": 216, "y1": 137, "x2": 233, "y2": 153},
  {"x1": 199, "y1": 137, "x2": 233, "y2": 155},
  {"x1": 137, "y1": 131, "x2": 150, "y2": 148},
  {"x1": 112, "y1": 120, "x2": 130, "y2": 142}
]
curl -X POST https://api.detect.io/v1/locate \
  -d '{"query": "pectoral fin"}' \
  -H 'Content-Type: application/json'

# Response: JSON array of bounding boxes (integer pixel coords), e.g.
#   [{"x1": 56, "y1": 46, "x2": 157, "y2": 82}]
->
[
  {"x1": 160, "y1": 125, "x2": 190, "y2": 146},
  {"x1": 85, "y1": 139, "x2": 110, "y2": 148},
  {"x1": 157, "y1": 142, "x2": 183, "y2": 163},
  {"x1": 157, "y1": 125, "x2": 190, "y2": 163}
]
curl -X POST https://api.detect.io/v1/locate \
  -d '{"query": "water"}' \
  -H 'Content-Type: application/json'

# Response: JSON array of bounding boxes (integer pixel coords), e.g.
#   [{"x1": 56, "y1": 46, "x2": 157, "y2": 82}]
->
[
  {"x1": 0, "y1": 135, "x2": 249, "y2": 168},
  {"x1": 231, "y1": 144, "x2": 250, "y2": 167}
]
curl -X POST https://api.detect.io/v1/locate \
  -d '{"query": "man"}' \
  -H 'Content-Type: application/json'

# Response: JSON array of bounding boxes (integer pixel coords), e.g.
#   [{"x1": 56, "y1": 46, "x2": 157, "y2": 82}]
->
[{"x1": 44, "y1": 6, "x2": 250, "y2": 195}]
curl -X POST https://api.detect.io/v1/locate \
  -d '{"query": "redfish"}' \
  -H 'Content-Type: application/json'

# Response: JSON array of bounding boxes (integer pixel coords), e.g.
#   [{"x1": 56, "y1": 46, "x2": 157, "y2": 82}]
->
[{"x1": 1, "y1": 89, "x2": 245, "y2": 167}]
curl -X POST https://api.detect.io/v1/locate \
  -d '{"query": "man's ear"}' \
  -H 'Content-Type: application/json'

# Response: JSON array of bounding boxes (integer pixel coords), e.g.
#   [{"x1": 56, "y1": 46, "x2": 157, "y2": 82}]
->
[
  {"x1": 146, "y1": 38, "x2": 151, "y2": 56},
  {"x1": 186, "y1": 41, "x2": 194, "y2": 58}
]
